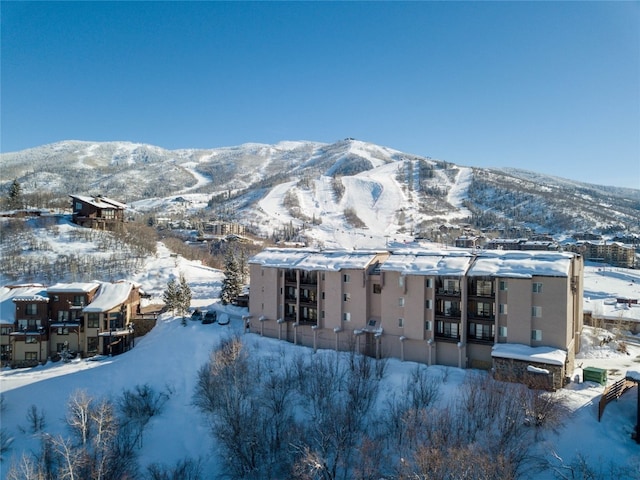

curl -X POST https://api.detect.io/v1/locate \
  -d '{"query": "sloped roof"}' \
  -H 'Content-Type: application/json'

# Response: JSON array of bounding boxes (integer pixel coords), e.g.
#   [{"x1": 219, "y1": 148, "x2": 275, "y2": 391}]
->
[
  {"x1": 70, "y1": 195, "x2": 127, "y2": 210},
  {"x1": 0, "y1": 285, "x2": 48, "y2": 324},
  {"x1": 47, "y1": 282, "x2": 101, "y2": 294},
  {"x1": 83, "y1": 282, "x2": 135, "y2": 313}
]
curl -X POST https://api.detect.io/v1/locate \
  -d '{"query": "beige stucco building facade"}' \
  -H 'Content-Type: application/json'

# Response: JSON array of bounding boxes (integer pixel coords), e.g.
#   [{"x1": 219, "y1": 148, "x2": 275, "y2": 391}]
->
[{"x1": 248, "y1": 248, "x2": 584, "y2": 388}]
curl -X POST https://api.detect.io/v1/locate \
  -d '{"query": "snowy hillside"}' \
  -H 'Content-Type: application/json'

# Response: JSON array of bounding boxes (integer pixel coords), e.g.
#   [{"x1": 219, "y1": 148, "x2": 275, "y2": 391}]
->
[{"x1": 2, "y1": 139, "x2": 638, "y2": 246}]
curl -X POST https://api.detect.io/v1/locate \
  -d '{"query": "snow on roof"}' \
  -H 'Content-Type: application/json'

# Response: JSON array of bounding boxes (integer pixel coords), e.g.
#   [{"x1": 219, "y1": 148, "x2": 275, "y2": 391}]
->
[
  {"x1": 0, "y1": 286, "x2": 48, "y2": 324},
  {"x1": 250, "y1": 248, "x2": 384, "y2": 271},
  {"x1": 296, "y1": 250, "x2": 383, "y2": 271},
  {"x1": 251, "y1": 248, "x2": 578, "y2": 278},
  {"x1": 71, "y1": 194, "x2": 127, "y2": 209},
  {"x1": 381, "y1": 250, "x2": 473, "y2": 276},
  {"x1": 468, "y1": 251, "x2": 575, "y2": 278},
  {"x1": 626, "y1": 369, "x2": 640, "y2": 382},
  {"x1": 47, "y1": 282, "x2": 101, "y2": 293},
  {"x1": 83, "y1": 282, "x2": 134, "y2": 313},
  {"x1": 492, "y1": 343, "x2": 567, "y2": 366}
]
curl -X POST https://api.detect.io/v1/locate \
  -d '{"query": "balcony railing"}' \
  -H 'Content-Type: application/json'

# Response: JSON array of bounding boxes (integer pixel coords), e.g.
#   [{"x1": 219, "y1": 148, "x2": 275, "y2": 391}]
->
[{"x1": 436, "y1": 288, "x2": 461, "y2": 296}]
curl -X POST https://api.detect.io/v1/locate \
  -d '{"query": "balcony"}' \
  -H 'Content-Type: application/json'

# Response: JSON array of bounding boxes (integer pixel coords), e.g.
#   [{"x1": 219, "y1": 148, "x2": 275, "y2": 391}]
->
[
  {"x1": 435, "y1": 308, "x2": 461, "y2": 319},
  {"x1": 300, "y1": 275, "x2": 318, "y2": 287},
  {"x1": 468, "y1": 321, "x2": 495, "y2": 344},
  {"x1": 299, "y1": 296, "x2": 317, "y2": 307},
  {"x1": 467, "y1": 311, "x2": 494, "y2": 321},
  {"x1": 436, "y1": 288, "x2": 461, "y2": 297}
]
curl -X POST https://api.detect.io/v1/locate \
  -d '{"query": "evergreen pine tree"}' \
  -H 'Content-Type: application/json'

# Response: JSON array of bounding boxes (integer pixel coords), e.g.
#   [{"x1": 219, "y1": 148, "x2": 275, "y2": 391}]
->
[
  {"x1": 178, "y1": 273, "x2": 192, "y2": 325},
  {"x1": 238, "y1": 249, "x2": 248, "y2": 284},
  {"x1": 220, "y1": 250, "x2": 242, "y2": 305},
  {"x1": 8, "y1": 179, "x2": 22, "y2": 210},
  {"x1": 162, "y1": 278, "x2": 179, "y2": 316}
]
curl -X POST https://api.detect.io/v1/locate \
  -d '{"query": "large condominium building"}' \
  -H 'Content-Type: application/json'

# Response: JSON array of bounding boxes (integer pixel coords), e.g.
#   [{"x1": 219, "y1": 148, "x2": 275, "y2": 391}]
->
[{"x1": 248, "y1": 248, "x2": 584, "y2": 390}]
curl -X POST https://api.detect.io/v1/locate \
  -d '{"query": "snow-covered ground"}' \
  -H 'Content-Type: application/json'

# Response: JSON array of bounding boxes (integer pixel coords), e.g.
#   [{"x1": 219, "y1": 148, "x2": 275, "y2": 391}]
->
[{"x1": 2, "y1": 244, "x2": 640, "y2": 478}]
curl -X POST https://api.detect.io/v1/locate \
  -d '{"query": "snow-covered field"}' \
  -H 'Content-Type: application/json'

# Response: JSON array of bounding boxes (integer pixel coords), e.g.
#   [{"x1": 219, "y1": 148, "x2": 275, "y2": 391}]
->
[{"x1": 1, "y1": 243, "x2": 640, "y2": 478}]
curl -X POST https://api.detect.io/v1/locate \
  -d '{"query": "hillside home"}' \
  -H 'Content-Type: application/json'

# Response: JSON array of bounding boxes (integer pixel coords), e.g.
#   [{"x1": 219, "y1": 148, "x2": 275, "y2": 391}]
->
[
  {"x1": 248, "y1": 248, "x2": 584, "y2": 390},
  {"x1": 70, "y1": 194, "x2": 126, "y2": 231},
  {"x1": 1, "y1": 281, "x2": 141, "y2": 367}
]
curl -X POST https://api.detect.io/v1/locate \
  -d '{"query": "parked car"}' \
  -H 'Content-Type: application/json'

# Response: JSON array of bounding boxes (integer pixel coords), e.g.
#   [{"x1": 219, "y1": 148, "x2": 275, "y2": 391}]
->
[
  {"x1": 217, "y1": 313, "x2": 230, "y2": 325},
  {"x1": 203, "y1": 310, "x2": 217, "y2": 324},
  {"x1": 190, "y1": 309, "x2": 203, "y2": 321}
]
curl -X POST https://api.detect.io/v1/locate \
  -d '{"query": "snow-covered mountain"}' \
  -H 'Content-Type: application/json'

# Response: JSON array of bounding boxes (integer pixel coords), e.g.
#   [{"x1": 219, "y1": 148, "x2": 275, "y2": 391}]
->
[{"x1": 2, "y1": 139, "x2": 639, "y2": 246}]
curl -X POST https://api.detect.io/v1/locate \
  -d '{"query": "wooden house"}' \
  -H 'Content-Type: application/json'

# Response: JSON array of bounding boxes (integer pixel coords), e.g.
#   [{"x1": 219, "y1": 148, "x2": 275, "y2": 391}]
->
[{"x1": 70, "y1": 195, "x2": 126, "y2": 231}]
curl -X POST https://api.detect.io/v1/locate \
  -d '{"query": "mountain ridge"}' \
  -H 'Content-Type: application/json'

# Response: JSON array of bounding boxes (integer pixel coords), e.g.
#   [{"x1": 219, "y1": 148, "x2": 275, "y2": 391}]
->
[{"x1": 1, "y1": 139, "x2": 638, "y2": 245}]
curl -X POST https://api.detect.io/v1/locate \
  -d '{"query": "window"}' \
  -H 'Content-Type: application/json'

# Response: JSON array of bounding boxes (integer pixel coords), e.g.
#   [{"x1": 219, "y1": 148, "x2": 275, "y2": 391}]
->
[
  {"x1": 443, "y1": 300, "x2": 460, "y2": 316},
  {"x1": 425, "y1": 299, "x2": 432, "y2": 309},
  {"x1": 102, "y1": 209, "x2": 115, "y2": 219},
  {"x1": 476, "y1": 280, "x2": 492, "y2": 296},
  {"x1": 73, "y1": 295, "x2": 85, "y2": 306},
  {"x1": 531, "y1": 329, "x2": 542, "y2": 341},
  {"x1": 343, "y1": 293, "x2": 351, "y2": 302},
  {"x1": 26, "y1": 336, "x2": 37, "y2": 344},
  {"x1": 18, "y1": 319, "x2": 41, "y2": 331},
  {"x1": 321, "y1": 310, "x2": 325, "y2": 319},
  {"x1": 25, "y1": 304, "x2": 38, "y2": 315},
  {"x1": 57, "y1": 327, "x2": 69, "y2": 335},
  {"x1": 436, "y1": 321, "x2": 459, "y2": 338},
  {"x1": 321, "y1": 273, "x2": 325, "y2": 281},
  {"x1": 499, "y1": 280, "x2": 508, "y2": 291},
  {"x1": 368, "y1": 319, "x2": 377, "y2": 327},
  {"x1": 499, "y1": 304, "x2": 508, "y2": 315},
  {"x1": 476, "y1": 302, "x2": 492, "y2": 317},
  {"x1": 445, "y1": 279, "x2": 459, "y2": 293},
  {"x1": 499, "y1": 326, "x2": 507, "y2": 337},
  {"x1": 533, "y1": 282, "x2": 543, "y2": 294},
  {"x1": 425, "y1": 278, "x2": 433, "y2": 289},
  {"x1": 399, "y1": 276, "x2": 405, "y2": 288},
  {"x1": 25, "y1": 352, "x2": 37, "y2": 361},
  {"x1": 470, "y1": 322, "x2": 494, "y2": 340},
  {"x1": 1, "y1": 327, "x2": 11, "y2": 335},
  {"x1": 343, "y1": 274, "x2": 351, "y2": 283},
  {"x1": 321, "y1": 291, "x2": 325, "y2": 299},
  {"x1": 58, "y1": 311, "x2": 69, "y2": 322},
  {"x1": 425, "y1": 320, "x2": 432, "y2": 331},
  {"x1": 373, "y1": 284, "x2": 382, "y2": 294},
  {"x1": 398, "y1": 297, "x2": 404, "y2": 307},
  {"x1": 398, "y1": 318, "x2": 404, "y2": 328},
  {"x1": 532, "y1": 306, "x2": 542, "y2": 318},
  {"x1": 343, "y1": 312, "x2": 351, "y2": 322},
  {"x1": 75, "y1": 201, "x2": 82, "y2": 211},
  {"x1": 53, "y1": 295, "x2": 59, "y2": 302}
]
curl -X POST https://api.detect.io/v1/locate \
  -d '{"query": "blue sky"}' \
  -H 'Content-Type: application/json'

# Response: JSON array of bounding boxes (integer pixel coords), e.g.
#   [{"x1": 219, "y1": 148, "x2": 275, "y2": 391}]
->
[{"x1": 1, "y1": 1, "x2": 638, "y2": 189}]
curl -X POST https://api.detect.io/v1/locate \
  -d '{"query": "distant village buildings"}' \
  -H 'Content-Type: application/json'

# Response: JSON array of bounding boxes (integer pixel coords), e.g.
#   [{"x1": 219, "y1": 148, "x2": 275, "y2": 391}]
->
[
  {"x1": 565, "y1": 241, "x2": 636, "y2": 269},
  {"x1": 248, "y1": 248, "x2": 584, "y2": 390}
]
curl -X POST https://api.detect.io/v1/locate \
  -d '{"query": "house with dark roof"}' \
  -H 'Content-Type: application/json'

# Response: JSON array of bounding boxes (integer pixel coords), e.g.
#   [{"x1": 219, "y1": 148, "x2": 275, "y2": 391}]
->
[{"x1": 70, "y1": 195, "x2": 126, "y2": 231}]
